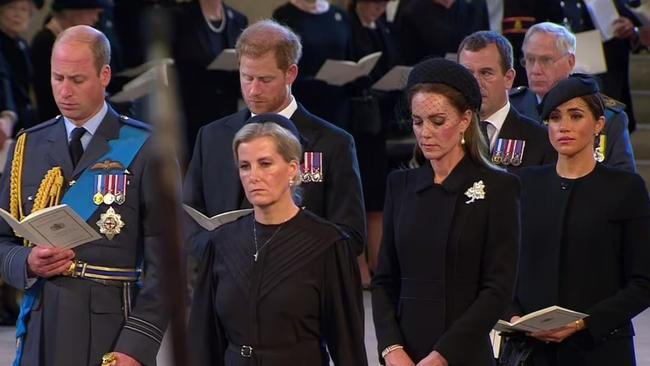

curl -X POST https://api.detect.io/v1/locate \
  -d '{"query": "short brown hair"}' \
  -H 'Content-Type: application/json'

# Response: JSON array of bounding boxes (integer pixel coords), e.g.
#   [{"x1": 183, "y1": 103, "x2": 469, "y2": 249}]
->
[
  {"x1": 458, "y1": 30, "x2": 513, "y2": 74},
  {"x1": 236, "y1": 19, "x2": 302, "y2": 72}
]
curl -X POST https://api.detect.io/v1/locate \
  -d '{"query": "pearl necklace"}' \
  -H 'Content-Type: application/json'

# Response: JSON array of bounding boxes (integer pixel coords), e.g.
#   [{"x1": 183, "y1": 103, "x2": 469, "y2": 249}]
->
[{"x1": 203, "y1": 4, "x2": 226, "y2": 33}]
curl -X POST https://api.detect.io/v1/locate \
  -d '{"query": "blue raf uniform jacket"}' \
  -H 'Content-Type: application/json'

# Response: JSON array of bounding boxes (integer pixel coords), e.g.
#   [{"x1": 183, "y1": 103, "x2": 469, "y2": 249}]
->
[{"x1": 0, "y1": 107, "x2": 169, "y2": 366}]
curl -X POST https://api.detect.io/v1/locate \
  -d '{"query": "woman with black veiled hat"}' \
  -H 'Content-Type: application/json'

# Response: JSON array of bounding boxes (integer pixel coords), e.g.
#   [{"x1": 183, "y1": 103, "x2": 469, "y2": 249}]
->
[
  {"x1": 506, "y1": 75, "x2": 650, "y2": 366},
  {"x1": 371, "y1": 58, "x2": 520, "y2": 366},
  {"x1": 187, "y1": 113, "x2": 368, "y2": 366}
]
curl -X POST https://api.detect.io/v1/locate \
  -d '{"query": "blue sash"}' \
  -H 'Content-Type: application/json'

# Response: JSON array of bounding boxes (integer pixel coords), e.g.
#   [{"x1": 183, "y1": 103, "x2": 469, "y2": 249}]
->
[{"x1": 13, "y1": 124, "x2": 150, "y2": 366}]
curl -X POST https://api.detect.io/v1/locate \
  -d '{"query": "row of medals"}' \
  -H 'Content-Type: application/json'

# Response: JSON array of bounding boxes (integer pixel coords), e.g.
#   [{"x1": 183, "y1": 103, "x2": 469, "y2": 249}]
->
[
  {"x1": 93, "y1": 174, "x2": 126, "y2": 206},
  {"x1": 491, "y1": 139, "x2": 524, "y2": 167}
]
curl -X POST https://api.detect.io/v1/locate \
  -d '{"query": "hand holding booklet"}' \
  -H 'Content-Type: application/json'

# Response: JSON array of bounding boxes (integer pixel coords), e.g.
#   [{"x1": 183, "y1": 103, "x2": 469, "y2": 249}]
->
[
  {"x1": 315, "y1": 51, "x2": 382, "y2": 86},
  {"x1": 0, "y1": 204, "x2": 101, "y2": 249},
  {"x1": 183, "y1": 204, "x2": 253, "y2": 231},
  {"x1": 494, "y1": 305, "x2": 588, "y2": 333}
]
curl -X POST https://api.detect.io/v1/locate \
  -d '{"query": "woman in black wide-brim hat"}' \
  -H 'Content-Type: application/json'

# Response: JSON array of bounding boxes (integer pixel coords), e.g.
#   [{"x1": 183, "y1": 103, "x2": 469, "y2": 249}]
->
[
  {"x1": 372, "y1": 58, "x2": 520, "y2": 366},
  {"x1": 505, "y1": 74, "x2": 650, "y2": 366}
]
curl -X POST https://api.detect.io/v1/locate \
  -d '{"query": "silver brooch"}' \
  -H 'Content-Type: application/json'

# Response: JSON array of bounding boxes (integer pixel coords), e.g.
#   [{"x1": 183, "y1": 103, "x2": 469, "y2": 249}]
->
[{"x1": 464, "y1": 180, "x2": 486, "y2": 204}]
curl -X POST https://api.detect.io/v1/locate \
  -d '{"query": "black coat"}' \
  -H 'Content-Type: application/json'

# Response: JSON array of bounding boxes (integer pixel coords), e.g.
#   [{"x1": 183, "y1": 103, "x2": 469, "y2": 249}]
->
[
  {"x1": 182, "y1": 104, "x2": 366, "y2": 257},
  {"x1": 395, "y1": 0, "x2": 489, "y2": 65},
  {"x1": 372, "y1": 157, "x2": 520, "y2": 365},
  {"x1": 0, "y1": 31, "x2": 36, "y2": 130},
  {"x1": 514, "y1": 164, "x2": 650, "y2": 365},
  {"x1": 187, "y1": 209, "x2": 367, "y2": 366},
  {"x1": 272, "y1": 3, "x2": 352, "y2": 130},
  {"x1": 492, "y1": 106, "x2": 556, "y2": 171},
  {"x1": 509, "y1": 87, "x2": 636, "y2": 172},
  {"x1": 30, "y1": 28, "x2": 58, "y2": 122},
  {"x1": 172, "y1": 2, "x2": 248, "y2": 152}
]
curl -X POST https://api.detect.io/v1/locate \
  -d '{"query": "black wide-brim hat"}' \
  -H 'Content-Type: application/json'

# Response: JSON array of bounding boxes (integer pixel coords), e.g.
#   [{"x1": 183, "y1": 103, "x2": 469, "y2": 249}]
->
[
  {"x1": 246, "y1": 113, "x2": 301, "y2": 141},
  {"x1": 51, "y1": 0, "x2": 112, "y2": 10},
  {"x1": 540, "y1": 74, "x2": 600, "y2": 121},
  {"x1": 406, "y1": 57, "x2": 482, "y2": 111}
]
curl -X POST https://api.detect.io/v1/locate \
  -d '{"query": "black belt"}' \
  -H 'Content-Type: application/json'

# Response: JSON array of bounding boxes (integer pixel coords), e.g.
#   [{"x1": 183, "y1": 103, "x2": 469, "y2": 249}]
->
[{"x1": 227, "y1": 340, "x2": 320, "y2": 359}]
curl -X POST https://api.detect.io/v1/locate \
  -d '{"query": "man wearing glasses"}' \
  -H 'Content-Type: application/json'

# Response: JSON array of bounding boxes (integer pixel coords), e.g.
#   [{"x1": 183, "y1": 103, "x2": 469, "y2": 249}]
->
[{"x1": 510, "y1": 22, "x2": 635, "y2": 172}]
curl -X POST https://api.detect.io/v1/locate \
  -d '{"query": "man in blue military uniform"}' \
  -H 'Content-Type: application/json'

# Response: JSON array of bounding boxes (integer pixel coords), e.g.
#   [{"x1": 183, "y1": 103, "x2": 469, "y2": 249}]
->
[
  {"x1": 458, "y1": 30, "x2": 556, "y2": 171},
  {"x1": 183, "y1": 19, "x2": 366, "y2": 258},
  {"x1": 0, "y1": 25, "x2": 168, "y2": 366},
  {"x1": 504, "y1": 0, "x2": 642, "y2": 131},
  {"x1": 510, "y1": 22, "x2": 636, "y2": 172}
]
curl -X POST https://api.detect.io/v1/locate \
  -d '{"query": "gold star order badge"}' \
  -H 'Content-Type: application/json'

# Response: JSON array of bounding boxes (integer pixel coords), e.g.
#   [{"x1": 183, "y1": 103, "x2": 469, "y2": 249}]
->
[{"x1": 96, "y1": 206, "x2": 125, "y2": 240}]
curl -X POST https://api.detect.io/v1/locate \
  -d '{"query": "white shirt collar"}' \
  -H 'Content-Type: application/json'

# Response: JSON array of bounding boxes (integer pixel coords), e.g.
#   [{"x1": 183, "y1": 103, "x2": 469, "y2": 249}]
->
[
  {"x1": 484, "y1": 101, "x2": 510, "y2": 148},
  {"x1": 250, "y1": 96, "x2": 298, "y2": 120}
]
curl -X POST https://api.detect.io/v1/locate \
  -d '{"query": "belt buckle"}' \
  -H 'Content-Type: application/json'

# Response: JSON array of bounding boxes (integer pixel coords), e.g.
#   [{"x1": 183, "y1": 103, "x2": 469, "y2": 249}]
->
[{"x1": 240, "y1": 345, "x2": 253, "y2": 358}]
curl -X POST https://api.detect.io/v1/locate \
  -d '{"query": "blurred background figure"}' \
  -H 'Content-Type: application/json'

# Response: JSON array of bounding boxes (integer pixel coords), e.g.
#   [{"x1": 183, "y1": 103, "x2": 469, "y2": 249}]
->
[
  {"x1": 0, "y1": 0, "x2": 38, "y2": 131},
  {"x1": 394, "y1": 0, "x2": 489, "y2": 65},
  {"x1": 347, "y1": 0, "x2": 399, "y2": 287},
  {"x1": 31, "y1": 0, "x2": 110, "y2": 122},
  {"x1": 273, "y1": 0, "x2": 352, "y2": 130},
  {"x1": 0, "y1": 0, "x2": 39, "y2": 327},
  {"x1": 172, "y1": 0, "x2": 248, "y2": 153}
]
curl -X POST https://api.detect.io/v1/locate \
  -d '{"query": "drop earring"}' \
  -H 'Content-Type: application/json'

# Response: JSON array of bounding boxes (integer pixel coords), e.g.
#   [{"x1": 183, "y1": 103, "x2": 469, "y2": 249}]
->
[{"x1": 461, "y1": 133, "x2": 466, "y2": 145}]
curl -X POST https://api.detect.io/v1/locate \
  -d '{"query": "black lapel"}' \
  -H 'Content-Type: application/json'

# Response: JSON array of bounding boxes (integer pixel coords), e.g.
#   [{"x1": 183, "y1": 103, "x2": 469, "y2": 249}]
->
[
  {"x1": 290, "y1": 104, "x2": 316, "y2": 150},
  {"x1": 71, "y1": 108, "x2": 120, "y2": 178},
  {"x1": 497, "y1": 107, "x2": 522, "y2": 139}
]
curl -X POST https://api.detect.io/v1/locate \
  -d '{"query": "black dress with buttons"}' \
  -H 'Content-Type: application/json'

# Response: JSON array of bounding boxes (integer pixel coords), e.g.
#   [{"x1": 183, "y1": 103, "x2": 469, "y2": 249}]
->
[{"x1": 513, "y1": 164, "x2": 650, "y2": 366}]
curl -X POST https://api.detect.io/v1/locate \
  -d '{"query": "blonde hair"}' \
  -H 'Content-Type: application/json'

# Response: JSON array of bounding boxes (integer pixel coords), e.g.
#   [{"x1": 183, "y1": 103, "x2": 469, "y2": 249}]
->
[{"x1": 233, "y1": 122, "x2": 303, "y2": 190}]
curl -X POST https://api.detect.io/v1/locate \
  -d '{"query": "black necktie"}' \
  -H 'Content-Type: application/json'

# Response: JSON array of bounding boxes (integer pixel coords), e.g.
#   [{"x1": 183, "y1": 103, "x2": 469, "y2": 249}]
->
[
  {"x1": 69, "y1": 127, "x2": 86, "y2": 167},
  {"x1": 479, "y1": 120, "x2": 491, "y2": 145}
]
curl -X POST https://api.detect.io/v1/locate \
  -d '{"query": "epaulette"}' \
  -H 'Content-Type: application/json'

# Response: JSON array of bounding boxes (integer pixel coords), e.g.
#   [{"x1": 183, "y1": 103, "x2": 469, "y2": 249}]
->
[
  {"x1": 16, "y1": 115, "x2": 61, "y2": 137},
  {"x1": 118, "y1": 114, "x2": 153, "y2": 131},
  {"x1": 509, "y1": 85, "x2": 528, "y2": 97},
  {"x1": 601, "y1": 94, "x2": 626, "y2": 113}
]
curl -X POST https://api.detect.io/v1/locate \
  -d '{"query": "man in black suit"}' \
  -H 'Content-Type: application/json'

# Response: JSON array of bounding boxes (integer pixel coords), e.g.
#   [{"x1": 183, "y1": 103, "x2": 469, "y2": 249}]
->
[
  {"x1": 510, "y1": 22, "x2": 636, "y2": 172},
  {"x1": 458, "y1": 31, "x2": 555, "y2": 171},
  {"x1": 183, "y1": 19, "x2": 366, "y2": 258}
]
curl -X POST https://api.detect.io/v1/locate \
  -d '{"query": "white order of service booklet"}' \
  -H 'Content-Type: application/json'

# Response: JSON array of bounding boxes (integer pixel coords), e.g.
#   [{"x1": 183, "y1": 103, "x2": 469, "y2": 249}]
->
[
  {"x1": 0, "y1": 204, "x2": 101, "y2": 249},
  {"x1": 183, "y1": 205, "x2": 253, "y2": 231}
]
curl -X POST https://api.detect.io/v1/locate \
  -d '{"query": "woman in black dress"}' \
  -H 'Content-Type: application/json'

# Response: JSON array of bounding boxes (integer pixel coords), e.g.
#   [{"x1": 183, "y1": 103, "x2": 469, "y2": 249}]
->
[
  {"x1": 272, "y1": 0, "x2": 352, "y2": 130},
  {"x1": 188, "y1": 113, "x2": 368, "y2": 366},
  {"x1": 172, "y1": 0, "x2": 248, "y2": 153},
  {"x1": 372, "y1": 58, "x2": 520, "y2": 366},
  {"x1": 348, "y1": 0, "x2": 399, "y2": 287},
  {"x1": 509, "y1": 75, "x2": 650, "y2": 366}
]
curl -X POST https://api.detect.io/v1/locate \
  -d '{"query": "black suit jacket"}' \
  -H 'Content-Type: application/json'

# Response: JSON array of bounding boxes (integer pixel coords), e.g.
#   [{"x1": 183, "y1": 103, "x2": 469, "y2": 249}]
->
[
  {"x1": 510, "y1": 87, "x2": 636, "y2": 172},
  {"x1": 494, "y1": 106, "x2": 556, "y2": 171},
  {"x1": 514, "y1": 165, "x2": 650, "y2": 365},
  {"x1": 372, "y1": 157, "x2": 520, "y2": 365},
  {"x1": 183, "y1": 104, "x2": 366, "y2": 257}
]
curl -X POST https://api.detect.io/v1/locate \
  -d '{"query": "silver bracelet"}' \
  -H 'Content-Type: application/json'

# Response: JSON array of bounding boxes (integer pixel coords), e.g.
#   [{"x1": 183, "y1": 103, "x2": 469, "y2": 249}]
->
[{"x1": 381, "y1": 344, "x2": 404, "y2": 359}]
